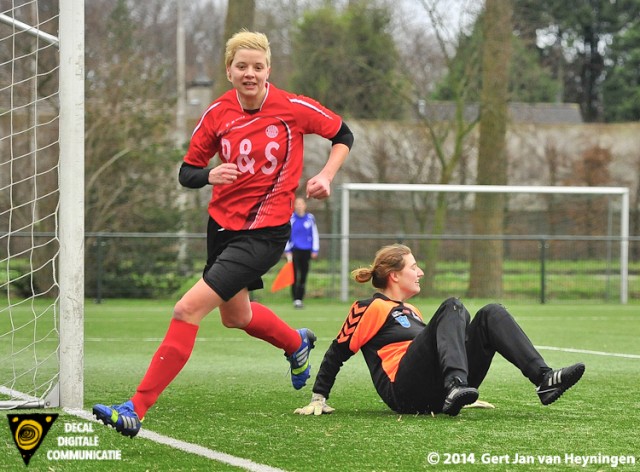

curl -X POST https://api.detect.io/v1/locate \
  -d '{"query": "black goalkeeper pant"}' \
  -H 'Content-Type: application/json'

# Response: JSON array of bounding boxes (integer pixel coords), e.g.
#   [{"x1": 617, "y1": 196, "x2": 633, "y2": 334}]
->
[{"x1": 390, "y1": 297, "x2": 550, "y2": 414}]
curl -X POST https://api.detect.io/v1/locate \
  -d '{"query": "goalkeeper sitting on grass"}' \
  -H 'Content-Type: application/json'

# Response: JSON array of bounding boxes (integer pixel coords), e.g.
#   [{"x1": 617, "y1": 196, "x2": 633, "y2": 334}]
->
[{"x1": 295, "y1": 244, "x2": 585, "y2": 417}]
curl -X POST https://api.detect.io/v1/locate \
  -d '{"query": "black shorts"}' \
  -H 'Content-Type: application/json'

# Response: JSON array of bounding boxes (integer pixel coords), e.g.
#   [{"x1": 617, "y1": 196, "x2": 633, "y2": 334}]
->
[{"x1": 202, "y1": 217, "x2": 291, "y2": 301}]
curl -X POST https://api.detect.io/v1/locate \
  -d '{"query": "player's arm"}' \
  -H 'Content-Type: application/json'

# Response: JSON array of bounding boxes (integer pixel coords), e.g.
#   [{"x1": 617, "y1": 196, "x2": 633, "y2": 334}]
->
[
  {"x1": 310, "y1": 214, "x2": 320, "y2": 257},
  {"x1": 179, "y1": 162, "x2": 210, "y2": 188},
  {"x1": 329, "y1": 121, "x2": 355, "y2": 149},
  {"x1": 306, "y1": 122, "x2": 354, "y2": 200},
  {"x1": 180, "y1": 106, "x2": 218, "y2": 189},
  {"x1": 180, "y1": 104, "x2": 239, "y2": 189},
  {"x1": 312, "y1": 340, "x2": 354, "y2": 400},
  {"x1": 294, "y1": 341, "x2": 353, "y2": 416},
  {"x1": 295, "y1": 299, "x2": 383, "y2": 416},
  {"x1": 179, "y1": 162, "x2": 240, "y2": 189}
]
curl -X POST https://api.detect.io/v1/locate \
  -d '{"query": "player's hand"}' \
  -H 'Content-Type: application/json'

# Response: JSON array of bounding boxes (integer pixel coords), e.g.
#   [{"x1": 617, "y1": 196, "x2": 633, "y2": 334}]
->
[
  {"x1": 305, "y1": 175, "x2": 331, "y2": 200},
  {"x1": 294, "y1": 393, "x2": 335, "y2": 416},
  {"x1": 463, "y1": 399, "x2": 495, "y2": 409},
  {"x1": 208, "y1": 163, "x2": 240, "y2": 185}
]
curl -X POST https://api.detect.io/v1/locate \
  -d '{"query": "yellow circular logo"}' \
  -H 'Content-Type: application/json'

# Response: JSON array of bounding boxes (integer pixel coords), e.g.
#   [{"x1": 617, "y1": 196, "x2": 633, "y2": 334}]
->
[{"x1": 13, "y1": 419, "x2": 43, "y2": 451}]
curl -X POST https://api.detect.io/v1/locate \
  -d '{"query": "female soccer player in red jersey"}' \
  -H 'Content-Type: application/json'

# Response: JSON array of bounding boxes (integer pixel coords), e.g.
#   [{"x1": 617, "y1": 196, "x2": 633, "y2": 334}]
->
[
  {"x1": 295, "y1": 245, "x2": 584, "y2": 417},
  {"x1": 93, "y1": 30, "x2": 354, "y2": 437}
]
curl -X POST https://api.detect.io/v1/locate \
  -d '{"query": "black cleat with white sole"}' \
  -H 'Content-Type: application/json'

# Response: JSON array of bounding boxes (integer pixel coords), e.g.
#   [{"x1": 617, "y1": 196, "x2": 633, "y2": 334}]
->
[
  {"x1": 442, "y1": 376, "x2": 479, "y2": 416},
  {"x1": 536, "y1": 362, "x2": 585, "y2": 405}
]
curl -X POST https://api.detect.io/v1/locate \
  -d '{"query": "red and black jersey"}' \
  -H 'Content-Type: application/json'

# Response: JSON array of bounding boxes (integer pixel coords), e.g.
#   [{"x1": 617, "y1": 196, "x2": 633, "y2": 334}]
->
[
  {"x1": 184, "y1": 83, "x2": 342, "y2": 231},
  {"x1": 313, "y1": 293, "x2": 426, "y2": 405}
]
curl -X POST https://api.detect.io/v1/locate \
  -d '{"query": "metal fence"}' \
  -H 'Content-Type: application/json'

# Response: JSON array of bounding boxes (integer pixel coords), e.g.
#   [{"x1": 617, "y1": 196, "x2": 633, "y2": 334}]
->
[
  {"x1": 2, "y1": 232, "x2": 638, "y2": 304},
  {"x1": 82, "y1": 232, "x2": 639, "y2": 304}
]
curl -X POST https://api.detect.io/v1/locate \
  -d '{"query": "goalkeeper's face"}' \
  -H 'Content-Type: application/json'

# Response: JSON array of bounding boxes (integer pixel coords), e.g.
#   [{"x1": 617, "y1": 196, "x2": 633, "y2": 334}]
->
[{"x1": 393, "y1": 254, "x2": 423, "y2": 300}]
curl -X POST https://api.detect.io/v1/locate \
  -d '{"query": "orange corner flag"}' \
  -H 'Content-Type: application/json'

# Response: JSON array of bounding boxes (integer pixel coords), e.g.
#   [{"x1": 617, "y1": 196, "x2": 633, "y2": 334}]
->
[{"x1": 271, "y1": 261, "x2": 294, "y2": 292}]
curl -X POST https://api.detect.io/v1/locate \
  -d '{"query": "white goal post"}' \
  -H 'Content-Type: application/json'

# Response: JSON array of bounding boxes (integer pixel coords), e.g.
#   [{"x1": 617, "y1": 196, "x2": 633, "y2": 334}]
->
[
  {"x1": 0, "y1": 0, "x2": 84, "y2": 409},
  {"x1": 339, "y1": 183, "x2": 630, "y2": 303}
]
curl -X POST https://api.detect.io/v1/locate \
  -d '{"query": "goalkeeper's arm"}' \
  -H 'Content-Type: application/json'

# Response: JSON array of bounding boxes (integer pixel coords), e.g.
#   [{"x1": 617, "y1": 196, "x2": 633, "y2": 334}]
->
[{"x1": 294, "y1": 340, "x2": 353, "y2": 415}]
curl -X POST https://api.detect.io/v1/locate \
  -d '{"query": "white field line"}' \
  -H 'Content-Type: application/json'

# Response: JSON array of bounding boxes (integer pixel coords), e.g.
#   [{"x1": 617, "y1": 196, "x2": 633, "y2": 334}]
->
[
  {"x1": 67, "y1": 408, "x2": 288, "y2": 472},
  {"x1": 83, "y1": 337, "x2": 640, "y2": 360},
  {"x1": 535, "y1": 345, "x2": 640, "y2": 359},
  {"x1": 0, "y1": 386, "x2": 286, "y2": 472}
]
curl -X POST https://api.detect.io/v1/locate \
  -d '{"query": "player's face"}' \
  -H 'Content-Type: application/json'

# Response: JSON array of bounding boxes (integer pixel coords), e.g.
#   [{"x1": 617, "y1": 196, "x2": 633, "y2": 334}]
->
[
  {"x1": 227, "y1": 48, "x2": 270, "y2": 109},
  {"x1": 294, "y1": 198, "x2": 306, "y2": 215},
  {"x1": 394, "y1": 254, "x2": 423, "y2": 299}
]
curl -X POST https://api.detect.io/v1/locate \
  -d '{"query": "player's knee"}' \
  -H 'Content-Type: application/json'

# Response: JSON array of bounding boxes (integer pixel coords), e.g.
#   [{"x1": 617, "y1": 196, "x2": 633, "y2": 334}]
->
[
  {"x1": 442, "y1": 296, "x2": 462, "y2": 309},
  {"x1": 219, "y1": 306, "x2": 252, "y2": 329},
  {"x1": 220, "y1": 315, "x2": 244, "y2": 329},
  {"x1": 483, "y1": 303, "x2": 506, "y2": 314},
  {"x1": 173, "y1": 299, "x2": 198, "y2": 323},
  {"x1": 476, "y1": 303, "x2": 509, "y2": 322},
  {"x1": 438, "y1": 297, "x2": 470, "y2": 324},
  {"x1": 441, "y1": 297, "x2": 466, "y2": 315}
]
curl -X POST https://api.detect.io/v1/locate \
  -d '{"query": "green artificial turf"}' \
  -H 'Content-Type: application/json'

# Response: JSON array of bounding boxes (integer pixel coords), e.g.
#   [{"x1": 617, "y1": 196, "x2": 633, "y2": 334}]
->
[{"x1": 1, "y1": 299, "x2": 639, "y2": 471}]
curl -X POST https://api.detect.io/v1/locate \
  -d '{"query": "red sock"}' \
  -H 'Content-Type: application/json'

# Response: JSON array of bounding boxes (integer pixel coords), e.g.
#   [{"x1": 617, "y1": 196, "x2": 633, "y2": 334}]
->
[
  {"x1": 244, "y1": 302, "x2": 301, "y2": 355},
  {"x1": 131, "y1": 318, "x2": 198, "y2": 419}
]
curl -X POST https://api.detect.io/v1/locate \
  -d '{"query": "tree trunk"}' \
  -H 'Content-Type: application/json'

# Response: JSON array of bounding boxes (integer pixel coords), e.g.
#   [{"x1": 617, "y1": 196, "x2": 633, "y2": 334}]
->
[
  {"x1": 422, "y1": 192, "x2": 448, "y2": 296},
  {"x1": 468, "y1": 0, "x2": 512, "y2": 298},
  {"x1": 214, "y1": 0, "x2": 256, "y2": 97}
]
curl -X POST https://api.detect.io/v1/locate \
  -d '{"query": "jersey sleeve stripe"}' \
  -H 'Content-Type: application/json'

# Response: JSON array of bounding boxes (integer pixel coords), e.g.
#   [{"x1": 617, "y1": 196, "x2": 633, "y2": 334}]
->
[
  {"x1": 289, "y1": 98, "x2": 335, "y2": 120},
  {"x1": 191, "y1": 102, "x2": 222, "y2": 137}
]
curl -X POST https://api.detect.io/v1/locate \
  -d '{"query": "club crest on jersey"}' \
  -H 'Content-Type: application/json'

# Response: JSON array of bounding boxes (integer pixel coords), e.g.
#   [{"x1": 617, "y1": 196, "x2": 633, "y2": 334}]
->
[
  {"x1": 266, "y1": 124, "x2": 279, "y2": 138},
  {"x1": 391, "y1": 309, "x2": 411, "y2": 328}
]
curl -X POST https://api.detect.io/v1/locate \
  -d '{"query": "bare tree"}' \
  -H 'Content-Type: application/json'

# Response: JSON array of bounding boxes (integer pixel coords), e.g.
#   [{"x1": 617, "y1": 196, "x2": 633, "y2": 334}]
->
[
  {"x1": 84, "y1": 0, "x2": 181, "y2": 235},
  {"x1": 390, "y1": 0, "x2": 482, "y2": 294}
]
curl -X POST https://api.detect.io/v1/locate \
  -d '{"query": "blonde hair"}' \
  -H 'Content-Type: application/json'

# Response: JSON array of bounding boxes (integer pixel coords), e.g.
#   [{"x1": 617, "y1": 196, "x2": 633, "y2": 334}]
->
[
  {"x1": 224, "y1": 30, "x2": 271, "y2": 68},
  {"x1": 351, "y1": 244, "x2": 412, "y2": 289}
]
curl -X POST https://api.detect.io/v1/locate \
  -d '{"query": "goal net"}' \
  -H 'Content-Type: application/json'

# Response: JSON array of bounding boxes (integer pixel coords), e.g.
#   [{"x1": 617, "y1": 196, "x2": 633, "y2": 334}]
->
[
  {"x1": 1, "y1": 1, "x2": 84, "y2": 409},
  {"x1": 338, "y1": 183, "x2": 630, "y2": 303}
]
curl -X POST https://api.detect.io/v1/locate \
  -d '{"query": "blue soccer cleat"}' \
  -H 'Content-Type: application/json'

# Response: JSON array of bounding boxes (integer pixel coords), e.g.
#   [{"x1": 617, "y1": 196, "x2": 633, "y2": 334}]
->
[
  {"x1": 286, "y1": 328, "x2": 316, "y2": 390},
  {"x1": 93, "y1": 400, "x2": 142, "y2": 438}
]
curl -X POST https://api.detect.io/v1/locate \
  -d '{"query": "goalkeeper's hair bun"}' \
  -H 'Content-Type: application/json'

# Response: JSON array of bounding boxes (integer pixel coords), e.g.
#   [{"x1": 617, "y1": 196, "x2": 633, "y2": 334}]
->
[{"x1": 352, "y1": 266, "x2": 374, "y2": 284}]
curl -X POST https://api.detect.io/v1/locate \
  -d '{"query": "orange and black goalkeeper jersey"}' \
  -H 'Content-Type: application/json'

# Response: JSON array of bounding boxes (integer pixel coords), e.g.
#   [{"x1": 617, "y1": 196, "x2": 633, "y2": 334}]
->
[{"x1": 312, "y1": 293, "x2": 426, "y2": 404}]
